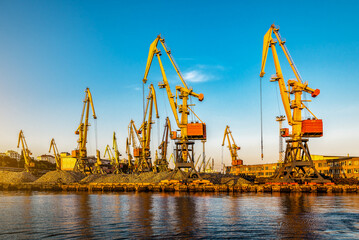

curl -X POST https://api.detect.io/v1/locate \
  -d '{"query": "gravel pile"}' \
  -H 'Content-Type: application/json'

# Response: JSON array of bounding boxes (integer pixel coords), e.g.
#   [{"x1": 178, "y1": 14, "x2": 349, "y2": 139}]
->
[
  {"x1": 0, "y1": 171, "x2": 37, "y2": 184},
  {"x1": 35, "y1": 170, "x2": 85, "y2": 184},
  {"x1": 81, "y1": 171, "x2": 177, "y2": 183},
  {"x1": 201, "y1": 173, "x2": 251, "y2": 185}
]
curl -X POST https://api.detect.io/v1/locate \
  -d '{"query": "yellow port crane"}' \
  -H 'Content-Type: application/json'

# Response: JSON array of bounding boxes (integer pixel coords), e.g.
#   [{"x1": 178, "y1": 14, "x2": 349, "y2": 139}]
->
[
  {"x1": 104, "y1": 144, "x2": 115, "y2": 165},
  {"x1": 155, "y1": 117, "x2": 171, "y2": 172},
  {"x1": 222, "y1": 125, "x2": 243, "y2": 167},
  {"x1": 17, "y1": 130, "x2": 34, "y2": 172},
  {"x1": 49, "y1": 138, "x2": 61, "y2": 170},
  {"x1": 125, "y1": 137, "x2": 134, "y2": 172},
  {"x1": 128, "y1": 120, "x2": 143, "y2": 172},
  {"x1": 260, "y1": 24, "x2": 327, "y2": 183},
  {"x1": 93, "y1": 150, "x2": 104, "y2": 174},
  {"x1": 111, "y1": 132, "x2": 122, "y2": 174},
  {"x1": 128, "y1": 84, "x2": 159, "y2": 172},
  {"x1": 143, "y1": 35, "x2": 205, "y2": 179},
  {"x1": 73, "y1": 87, "x2": 97, "y2": 174}
]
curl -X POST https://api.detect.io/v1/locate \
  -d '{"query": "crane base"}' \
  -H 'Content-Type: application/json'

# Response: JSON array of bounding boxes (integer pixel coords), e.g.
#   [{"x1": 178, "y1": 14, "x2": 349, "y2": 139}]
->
[
  {"x1": 73, "y1": 158, "x2": 92, "y2": 174},
  {"x1": 272, "y1": 139, "x2": 330, "y2": 184},
  {"x1": 170, "y1": 141, "x2": 202, "y2": 180}
]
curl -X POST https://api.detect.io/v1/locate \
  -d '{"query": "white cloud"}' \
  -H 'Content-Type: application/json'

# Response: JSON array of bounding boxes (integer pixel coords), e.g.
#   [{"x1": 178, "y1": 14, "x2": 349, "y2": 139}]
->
[{"x1": 183, "y1": 70, "x2": 212, "y2": 83}]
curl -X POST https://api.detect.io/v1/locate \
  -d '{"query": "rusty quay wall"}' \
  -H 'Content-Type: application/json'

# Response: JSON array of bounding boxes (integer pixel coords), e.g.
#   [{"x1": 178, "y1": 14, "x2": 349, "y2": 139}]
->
[{"x1": 1, "y1": 182, "x2": 358, "y2": 194}]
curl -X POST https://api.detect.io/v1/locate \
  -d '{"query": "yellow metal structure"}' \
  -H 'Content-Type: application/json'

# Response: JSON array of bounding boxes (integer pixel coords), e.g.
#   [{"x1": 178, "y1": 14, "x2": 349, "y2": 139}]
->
[
  {"x1": 276, "y1": 115, "x2": 286, "y2": 163},
  {"x1": 143, "y1": 35, "x2": 205, "y2": 179},
  {"x1": 125, "y1": 137, "x2": 134, "y2": 172},
  {"x1": 112, "y1": 132, "x2": 122, "y2": 173},
  {"x1": 93, "y1": 150, "x2": 104, "y2": 174},
  {"x1": 128, "y1": 84, "x2": 159, "y2": 173},
  {"x1": 73, "y1": 88, "x2": 97, "y2": 173},
  {"x1": 155, "y1": 117, "x2": 171, "y2": 172},
  {"x1": 17, "y1": 130, "x2": 34, "y2": 172},
  {"x1": 104, "y1": 144, "x2": 115, "y2": 165},
  {"x1": 222, "y1": 125, "x2": 242, "y2": 166},
  {"x1": 260, "y1": 24, "x2": 327, "y2": 183},
  {"x1": 49, "y1": 138, "x2": 61, "y2": 170}
]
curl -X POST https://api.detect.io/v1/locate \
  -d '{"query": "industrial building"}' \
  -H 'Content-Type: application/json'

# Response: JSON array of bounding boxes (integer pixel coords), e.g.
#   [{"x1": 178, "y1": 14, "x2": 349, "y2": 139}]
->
[{"x1": 228, "y1": 155, "x2": 359, "y2": 179}]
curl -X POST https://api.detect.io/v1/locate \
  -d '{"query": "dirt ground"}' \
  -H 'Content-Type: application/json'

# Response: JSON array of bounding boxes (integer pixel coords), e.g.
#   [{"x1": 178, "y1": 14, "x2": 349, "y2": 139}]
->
[{"x1": 35, "y1": 170, "x2": 85, "y2": 184}]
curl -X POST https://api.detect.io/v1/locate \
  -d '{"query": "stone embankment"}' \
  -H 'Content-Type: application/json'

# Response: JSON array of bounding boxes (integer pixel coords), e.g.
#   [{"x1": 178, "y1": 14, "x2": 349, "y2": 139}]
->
[{"x1": 0, "y1": 170, "x2": 358, "y2": 193}]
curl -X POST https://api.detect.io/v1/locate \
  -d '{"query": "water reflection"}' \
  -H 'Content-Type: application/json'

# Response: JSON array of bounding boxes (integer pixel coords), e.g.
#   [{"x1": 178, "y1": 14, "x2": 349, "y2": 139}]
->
[
  {"x1": 0, "y1": 192, "x2": 359, "y2": 239},
  {"x1": 76, "y1": 194, "x2": 93, "y2": 238},
  {"x1": 173, "y1": 193, "x2": 197, "y2": 237},
  {"x1": 276, "y1": 193, "x2": 319, "y2": 239}
]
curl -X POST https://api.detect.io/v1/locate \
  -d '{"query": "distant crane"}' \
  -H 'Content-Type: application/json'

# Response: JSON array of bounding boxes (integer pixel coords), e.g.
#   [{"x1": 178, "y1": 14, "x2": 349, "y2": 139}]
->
[
  {"x1": 125, "y1": 137, "x2": 134, "y2": 172},
  {"x1": 49, "y1": 138, "x2": 61, "y2": 170},
  {"x1": 73, "y1": 88, "x2": 97, "y2": 174},
  {"x1": 104, "y1": 144, "x2": 115, "y2": 165},
  {"x1": 222, "y1": 125, "x2": 243, "y2": 166},
  {"x1": 17, "y1": 130, "x2": 33, "y2": 172},
  {"x1": 112, "y1": 132, "x2": 122, "y2": 174},
  {"x1": 93, "y1": 150, "x2": 104, "y2": 174},
  {"x1": 155, "y1": 117, "x2": 171, "y2": 172}
]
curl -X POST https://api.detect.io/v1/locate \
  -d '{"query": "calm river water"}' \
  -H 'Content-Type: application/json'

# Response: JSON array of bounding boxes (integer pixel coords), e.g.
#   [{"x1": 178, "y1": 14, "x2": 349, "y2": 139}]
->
[{"x1": 0, "y1": 191, "x2": 359, "y2": 239}]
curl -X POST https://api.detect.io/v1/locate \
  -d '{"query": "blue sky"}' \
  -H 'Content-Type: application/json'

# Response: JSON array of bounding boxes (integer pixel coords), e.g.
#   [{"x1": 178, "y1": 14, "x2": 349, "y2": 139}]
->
[{"x1": 0, "y1": 0, "x2": 358, "y2": 169}]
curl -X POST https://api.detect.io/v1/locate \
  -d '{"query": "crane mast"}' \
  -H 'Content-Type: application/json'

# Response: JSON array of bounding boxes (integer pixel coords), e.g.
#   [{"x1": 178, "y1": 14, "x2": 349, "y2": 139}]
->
[
  {"x1": 17, "y1": 130, "x2": 33, "y2": 172},
  {"x1": 73, "y1": 87, "x2": 97, "y2": 174},
  {"x1": 49, "y1": 138, "x2": 61, "y2": 170},
  {"x1": 260, "y1": 24, "x2": 327, "y2": 183},
  {"x1": 143, "y1": 35, "x2": 205, "y2": 180},
  {"x1": 222, "y1": 125, "x2": 243, "y2": 167}
]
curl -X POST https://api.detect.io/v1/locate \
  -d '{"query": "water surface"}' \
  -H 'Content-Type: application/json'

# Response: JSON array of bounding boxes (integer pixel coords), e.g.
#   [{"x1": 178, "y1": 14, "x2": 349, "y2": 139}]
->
[{"x1": 0, "y1": 192, "x2": 358, "y2": 239}]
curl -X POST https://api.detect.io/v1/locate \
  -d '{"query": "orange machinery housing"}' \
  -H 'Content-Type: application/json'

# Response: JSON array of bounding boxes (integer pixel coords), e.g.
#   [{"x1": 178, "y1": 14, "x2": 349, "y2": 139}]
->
[
  {"x1": 302, "y1": 119, "x2": 323, "y2": 137},
  {"x1": 280, "y1": 120, "x2": 323, "y2": 138},
  {"x1": 72, "y1": 150, "x2": 79, "y2": 158},
  {"x1": 232, "y1": 160, "x2": 243, "y2": 166},
  {"x1": 133, "y1": 148, "x2": 142, "y2": 157},
  {"x1": 187, "y1": 123, "x2": 206, "y2": 140}
]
